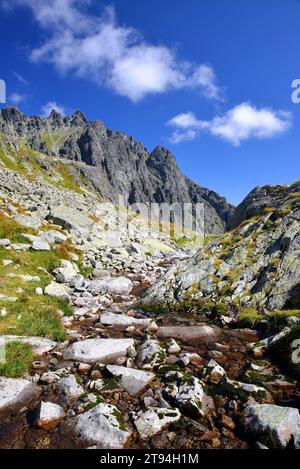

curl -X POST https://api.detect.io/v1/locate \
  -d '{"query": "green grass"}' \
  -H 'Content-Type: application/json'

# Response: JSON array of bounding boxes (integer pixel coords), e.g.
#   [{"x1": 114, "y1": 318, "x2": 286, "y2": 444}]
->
[
  {"x1": 0, "y1": 341, "x2": 34, "y2": 378},
  {"x1": 0, "y1": 235, "x2": 78, "y2": 341}
]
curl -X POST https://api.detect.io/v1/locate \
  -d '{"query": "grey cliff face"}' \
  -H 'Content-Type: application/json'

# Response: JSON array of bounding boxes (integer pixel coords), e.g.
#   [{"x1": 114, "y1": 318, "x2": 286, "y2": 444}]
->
[{"x1": 0, "y1": 106, "x2": 234, "y2": 234}]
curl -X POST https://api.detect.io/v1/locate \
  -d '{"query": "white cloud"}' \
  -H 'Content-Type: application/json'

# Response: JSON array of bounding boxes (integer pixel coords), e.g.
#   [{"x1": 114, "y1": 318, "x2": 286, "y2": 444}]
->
[
  {"x1": 8, "y1": 92, "x2": 27, "y2": 105},
  {"x1": 190, "y1": 65, "x2": 221, "y2": 100},
  {"x1": 5, "y1": 1, "x2": 222, "y2": 102},
  {"x1": 167, "y1": 103, "x2": 292, "y2": 146},
  {"x1": 41, "y1": 101, "x2": 65, "y2": 116}
]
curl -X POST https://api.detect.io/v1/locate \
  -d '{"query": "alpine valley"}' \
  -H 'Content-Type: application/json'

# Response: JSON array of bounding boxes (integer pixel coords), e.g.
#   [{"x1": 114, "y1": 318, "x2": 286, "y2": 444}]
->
[{"x1": 0, "y1": 107, "x2": 299, "y2": 450}]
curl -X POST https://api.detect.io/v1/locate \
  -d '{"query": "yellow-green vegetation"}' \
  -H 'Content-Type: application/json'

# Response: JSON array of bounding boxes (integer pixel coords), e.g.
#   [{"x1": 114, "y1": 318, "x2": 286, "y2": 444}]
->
[
  {"x1": 237, "y1": 307, "x2": 300, "y2": 331},
  {"x1": 0, "y1": 341, "x2": 34, "y2": 378},
  {"x1": 0, "y1": 246, "x2": 72, "y2": 341},
  {"x1": 0, "y1": 212, "x2": 82, "y2": 340}
]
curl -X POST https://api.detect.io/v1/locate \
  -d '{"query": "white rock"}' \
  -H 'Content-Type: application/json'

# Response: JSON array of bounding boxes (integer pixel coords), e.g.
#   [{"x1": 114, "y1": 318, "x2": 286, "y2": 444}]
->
[
  {"x1": 54, "y1": 260, "x2": 78, "y2": 284},
  {"x1": 100, "y1": 312, "x2": 151, "y2": 330},
  {"x1": 244, "y1": 403, "x2": 300, "y2": 448},
  {"x1": 88, "y1": 277, "x2": 134, "y2": 295},
  {"x1": 56, "y1": 375, "x2": 85, "y2": 406},
  {"x1": 167, "y1": 339, "x2": 181, "y2": 354},
  {"x1": 14, "y1": 214, "x2": 41, "y2": 230},
  {"x1": 206, "y1": 359, "x2": 227, "y2": 383},
  {"x1": 64, "y1": 338, "x2": 135, "y2": 365},
  {"x1": 176, "y1": 377, "x2": 214, "y2": 417},
  {"x1": 2, "y1": 259, "x2": 13, "y2": 266},
  {"x1": 107, "y1": 277, "x2": 134, "y2": 295},
  {"x1": 0, "y1": 335, "x2": 56, "y2": 355},
  {"x1": 133, "y1": 407, "x2": 181, "y2": 440},
  {"x1": 0, "y1": 377, "x2": 41, "y2": 417},
  {"x1": 32, "y1": 240, "x2": 51, "y2": 251},
  {"x1": 137, "y1": 339, "x2": 166, "y2": 369},
  {"x1": 106, "y1": 365, "x2": 155, "y2": 396},
  {"x1": 37, "y1": 401, "x2": 66, "y2": 430},
  {"x1": 62, "y1": 403, "x2": 131, "y2": 448},
  {"x1": 41, "y1": 230, "x2": 67, "y2": 244},
  {"x1": 0, "y1": 239, "x2": 10, "y2": 247},
  {"x1": 147, "y1": 321, "x2": 159, "y2": 333},
  {"x1": 44, "y1": 282, "x2": 70, "y2": 302}
]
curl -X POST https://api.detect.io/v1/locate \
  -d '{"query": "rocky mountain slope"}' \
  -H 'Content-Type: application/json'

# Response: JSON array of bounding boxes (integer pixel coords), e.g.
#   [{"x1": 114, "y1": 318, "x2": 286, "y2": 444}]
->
[
  {"x1": 0, "y1": 107, "x2": 299, "y2": 450},
  {"x1": 1, "y1": 170, "x2": 299, "y2": 450},
  {"x1": 0, "y1": 106, "x2": 234, "y2": 235},
  {"x1": 143, "y1": 180, "x2": 300, "y2": 313}
]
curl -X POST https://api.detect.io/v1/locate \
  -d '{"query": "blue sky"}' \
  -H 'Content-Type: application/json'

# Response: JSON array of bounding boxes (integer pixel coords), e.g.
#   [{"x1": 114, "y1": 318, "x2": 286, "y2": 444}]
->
[{"x1": 0, "y1": 0, "x2": 300, "y2": 205}]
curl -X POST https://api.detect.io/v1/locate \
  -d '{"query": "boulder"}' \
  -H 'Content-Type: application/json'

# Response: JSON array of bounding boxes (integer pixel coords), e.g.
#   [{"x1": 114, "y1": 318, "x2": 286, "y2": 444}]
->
[
  {"x1": 0, "y1": 336, "x2": 56, "y2": 355},
  {"x1": 111, "y1": 277, "x2": 133, "y2": 295},
  {"x1": 64, "y1": 338, "x2": 134, "y2": 365},
  {"x1": 0, "y1": 377, "x2": 41, "y2": 417},
  {"x1": 44, "y1": 281, "x2": 70, "y2": 302},
  {"x1": 137, "y1": 339, "x2": 166, "y2": 369},
  {"x1": 14, "y1": 214, "x2": 41, "y2": 230},
  {"x1": 175, "y1": 377, "x2": 214, "y2": 418},
  {"x1": 106, "y1": 365, "x2": 155, "y2": 396},
  {"x1": 157, "y1": 325, "x2": 219, "y2": 343},
  {"x1": 133, "y1": 407, "x2": 181, "y2": 440},
  {"x1": 47, "y1": 206, "x2": 94, "y2": 237},
  {"x1": 243, "y1": 403, "x2": 300, "y2": 448},
  {"x1": 36, "y1": 401, "x2": 66, "y2": 430},
  {"x1": 0, "y1": 239, "x2": 10, "y2": 247},
  {"x1": 56, "y1": 375, "x2": 85, "y2": 406},
  {"x1": 32, "y1": 240, "x2": 50, "y2": 251},
  {"x1": 100, "y1": 312, "x2": 151, "y2": 330},
  {"x1": 61, "y1": 403, "x2": 131, "y2": 448},
  {"x1": 54, "y1": 260, "x2": 78, "y2": 284},
  {"x1": 41, "y1": 230, "x2": 67, "y2": 244}
]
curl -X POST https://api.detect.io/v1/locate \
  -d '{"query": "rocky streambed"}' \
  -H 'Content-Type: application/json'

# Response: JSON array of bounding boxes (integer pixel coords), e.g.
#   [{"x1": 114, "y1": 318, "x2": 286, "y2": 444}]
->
[{"x1": 0, "y1": 256, "x2": 299, "y2": 450}]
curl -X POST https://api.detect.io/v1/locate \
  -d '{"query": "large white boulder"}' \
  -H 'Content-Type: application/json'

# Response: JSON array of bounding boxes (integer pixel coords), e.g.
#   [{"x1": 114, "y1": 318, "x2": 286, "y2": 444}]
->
[
  {"x1": 0, "y1": 377, "x2": 41, "y2": 417},
  {"x1": 64, "y1": 338, "x2": 134, "y2": 365},
  {"x1": 244, "y1": 403, "x2": 300, "y2": 448},
  {"x1": 62, "y1": 403, "x2": 131, "y2": 448}
]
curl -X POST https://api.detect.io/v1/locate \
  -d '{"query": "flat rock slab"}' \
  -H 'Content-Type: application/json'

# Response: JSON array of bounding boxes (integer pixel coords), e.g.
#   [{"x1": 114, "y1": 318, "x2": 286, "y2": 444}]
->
[
  {"x1": 157, "y1": 325, "x2": 219, "y2": 343},
  {"x1": 100, "y1": 312, "x2": 151, "y2": 330},
  {"x1": 0, "y1": 336, "x2": 56, "y2": 355},
  {"x1": 64, "y1": 338, "x2": 135, "y2": 365},
  {"x1": 244, "y1": 403, "x2": 300, "y2": 448},
  {"x1": 107, "y1": 365, "x2": 155, "y2": 396},
  {"x1": 61, "y1": 403, "x2": 131, "y2": 449},
  {"x1": 0, "y1": 377, "x2": 41, "y2": 418}
]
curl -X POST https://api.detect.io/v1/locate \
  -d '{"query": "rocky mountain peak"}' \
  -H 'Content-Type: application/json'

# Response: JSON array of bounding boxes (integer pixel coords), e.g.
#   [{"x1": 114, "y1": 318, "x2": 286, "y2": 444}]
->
[{"x1": 0, "y1": 106, "x2": 234, "y2": 234}]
